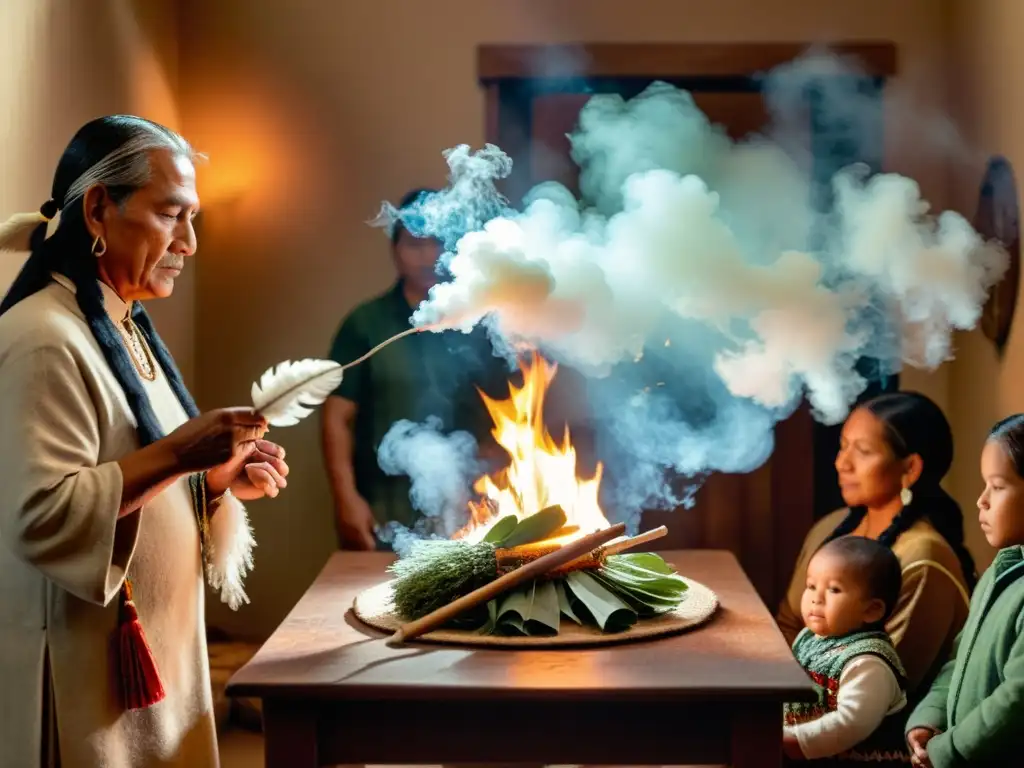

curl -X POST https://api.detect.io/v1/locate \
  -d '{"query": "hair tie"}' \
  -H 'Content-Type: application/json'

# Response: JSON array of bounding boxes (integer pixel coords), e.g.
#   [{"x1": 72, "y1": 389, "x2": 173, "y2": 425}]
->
[{"x1": 39, "y1": 199, "x2": 59, "y2": 221}]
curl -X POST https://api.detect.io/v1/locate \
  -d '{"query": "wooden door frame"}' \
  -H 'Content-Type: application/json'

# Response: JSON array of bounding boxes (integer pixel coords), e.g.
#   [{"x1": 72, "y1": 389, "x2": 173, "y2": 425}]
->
[
  {"x1": 480, "y1": 42, "x2": 896, "y2": 202},
  {"x1": 476, "y1": 41, "x2": 898, "y2": 606}
]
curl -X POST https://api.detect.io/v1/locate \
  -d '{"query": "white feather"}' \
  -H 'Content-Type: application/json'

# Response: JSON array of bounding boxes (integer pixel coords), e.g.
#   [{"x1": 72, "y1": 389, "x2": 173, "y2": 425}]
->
[{"x1": 251, "y1": 358, "x2": 344, "y2": 427}]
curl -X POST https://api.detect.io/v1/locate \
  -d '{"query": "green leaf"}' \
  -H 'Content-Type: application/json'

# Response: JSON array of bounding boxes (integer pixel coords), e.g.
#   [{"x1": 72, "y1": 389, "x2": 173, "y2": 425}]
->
[
  {"x1": 613, "y1": 551, "x2": 676, "y2": 575},
  {"x1": 592, "y1": 574, "x2": 677, "y2": 617},
  {"x1": 475, "y1": 599, "x2": 500, "y2": 635},
  {"x1": 482, "y1": 515, "x2": 519, "y2": 544},
  {"x1": 603, "y1": 555, "x2": 688, "y2": 593},
  {"x1": 564, "y1": 571, "x2": 637, "y2": 632},
  {"x1": 554, "y1": 579, "x2": 582, "y2": 625},
  {"x1": 497, "y1": 505, "x2": 567, "y2": 548},
  {"x1": 495, "y1": 580, "x2": 561, "y2": 635},
  {"x1": 595, "y1": 553, "x2": 689, "y2": 617}
]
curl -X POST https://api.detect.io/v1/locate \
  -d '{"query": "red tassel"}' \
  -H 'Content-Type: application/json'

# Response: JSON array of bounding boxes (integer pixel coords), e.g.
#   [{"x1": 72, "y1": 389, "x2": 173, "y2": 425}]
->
[{"x1": 116, "y1": 579, "x2": 165, "y2": 710}]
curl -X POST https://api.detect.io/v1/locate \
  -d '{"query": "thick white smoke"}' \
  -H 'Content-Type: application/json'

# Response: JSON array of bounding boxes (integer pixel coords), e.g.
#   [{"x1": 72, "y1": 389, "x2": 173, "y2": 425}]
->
[
  {"x1": 376, "y1": 416, "x2": 481, "y2": 540},
  {"x1": 372, "y1": 59, "x2": 1008, "y2": 533}
]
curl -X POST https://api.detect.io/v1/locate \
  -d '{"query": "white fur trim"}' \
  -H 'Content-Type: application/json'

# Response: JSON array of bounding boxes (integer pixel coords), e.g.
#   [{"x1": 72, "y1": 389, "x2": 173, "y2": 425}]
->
[{"x1": 205, "y1": 492, "x2": 255, "y2": 610}]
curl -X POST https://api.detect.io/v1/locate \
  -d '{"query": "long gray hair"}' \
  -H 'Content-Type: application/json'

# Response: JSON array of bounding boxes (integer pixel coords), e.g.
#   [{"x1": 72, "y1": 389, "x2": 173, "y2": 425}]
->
[{"x1": 0, "y1": 115, "x2": 203, "y2": 446}]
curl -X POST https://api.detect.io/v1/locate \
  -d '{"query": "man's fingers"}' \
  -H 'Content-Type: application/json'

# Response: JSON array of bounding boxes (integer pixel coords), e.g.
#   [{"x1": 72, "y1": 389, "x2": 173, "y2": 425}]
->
[
  {"x1": 245, "y1": 465, "x2": 279, "y2": 497},
  {"x1": 247, "y1": 458, "x2": 287, "y2": 488},
  {"x1": 252, "y1": 447, "x2": 289, "y2": 477},
  {"x1": 234, "y1": 425, "x2": 268, "y2": 444},
  {"x1": 255, "y1": 440, "x2": 286, "y2": 460},
  {"x1": 230, "y1": 440, "x2": 258, "y2": 462}
]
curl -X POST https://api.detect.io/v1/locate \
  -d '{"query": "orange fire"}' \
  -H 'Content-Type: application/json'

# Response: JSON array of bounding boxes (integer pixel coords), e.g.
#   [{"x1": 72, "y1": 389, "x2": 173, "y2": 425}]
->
[{"x1": 455, "y1": 353, "x2": 611, "y2": 544}]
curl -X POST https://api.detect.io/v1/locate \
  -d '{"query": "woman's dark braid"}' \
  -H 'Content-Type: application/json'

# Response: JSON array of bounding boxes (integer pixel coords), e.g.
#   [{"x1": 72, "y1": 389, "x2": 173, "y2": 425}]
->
[
  {"x1": 822, "y1": 390, "x2": 978, "y2": 592},
  {"x1": 822, "y1": 506, "x2": 868, "y2": 544},
  {"x1": 1, "y1": 223, "x2": 199, "y2": 448}
]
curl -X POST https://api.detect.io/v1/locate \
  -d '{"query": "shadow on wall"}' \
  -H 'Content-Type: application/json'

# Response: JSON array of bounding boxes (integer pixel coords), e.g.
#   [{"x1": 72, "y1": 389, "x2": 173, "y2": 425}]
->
[{"x1": 0, "y1": 0, "x2": 188, "y2": 370}]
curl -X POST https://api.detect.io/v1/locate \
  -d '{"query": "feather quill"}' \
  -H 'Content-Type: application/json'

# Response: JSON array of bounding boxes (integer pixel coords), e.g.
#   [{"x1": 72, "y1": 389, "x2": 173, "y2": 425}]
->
[
  {"x1": 251, "y1": 359, "x2": 344, "y2": 426},
  {"x1": 249, "y1": 326, "x2": 434, "y2": 428}
]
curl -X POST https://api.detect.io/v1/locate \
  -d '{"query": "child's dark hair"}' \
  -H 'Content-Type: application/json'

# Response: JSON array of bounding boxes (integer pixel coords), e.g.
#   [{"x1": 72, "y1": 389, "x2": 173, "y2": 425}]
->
[
  {"x1": 818, "y1": 535, "x2": 903, "y2": 625},
  {"x1": 823, "y1": 391, "x2": 977, "y2": 591},
  {"x1": 390, "y1": 187, "x2": 439, "y2": 246},
  {"x1": 988, "y1": 414, "x2": 1024, "y2": 476}
]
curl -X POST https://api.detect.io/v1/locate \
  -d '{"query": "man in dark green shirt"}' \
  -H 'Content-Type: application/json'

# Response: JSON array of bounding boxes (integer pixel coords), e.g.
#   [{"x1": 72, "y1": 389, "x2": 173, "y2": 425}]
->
[{"x1": 321, "y1": 188, "x2": 506, "y2": 550}]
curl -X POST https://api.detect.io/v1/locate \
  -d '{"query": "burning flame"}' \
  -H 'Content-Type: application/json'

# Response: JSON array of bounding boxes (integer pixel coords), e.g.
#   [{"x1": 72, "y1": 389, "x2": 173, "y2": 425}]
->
[{"x1": 455, "y1": 353, "x2": 610, "y2": 544}]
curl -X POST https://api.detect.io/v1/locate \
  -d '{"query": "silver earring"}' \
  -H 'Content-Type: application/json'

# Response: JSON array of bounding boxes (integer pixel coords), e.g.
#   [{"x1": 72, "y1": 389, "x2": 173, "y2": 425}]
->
[{"x1": 900, "y1": 487, "x2": 913, "y2": 506}]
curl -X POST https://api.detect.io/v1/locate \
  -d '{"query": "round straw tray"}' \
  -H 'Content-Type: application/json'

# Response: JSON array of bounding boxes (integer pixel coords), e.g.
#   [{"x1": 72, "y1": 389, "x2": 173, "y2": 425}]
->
[{"x1": 353, "y1": 577, "x2": 719, "y2": 648}]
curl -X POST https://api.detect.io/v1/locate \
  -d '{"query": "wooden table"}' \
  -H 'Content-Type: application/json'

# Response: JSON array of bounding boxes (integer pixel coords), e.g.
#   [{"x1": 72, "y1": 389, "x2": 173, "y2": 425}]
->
[{"x1": 227, "y1": 550, "x2": 814, "y2": 767}]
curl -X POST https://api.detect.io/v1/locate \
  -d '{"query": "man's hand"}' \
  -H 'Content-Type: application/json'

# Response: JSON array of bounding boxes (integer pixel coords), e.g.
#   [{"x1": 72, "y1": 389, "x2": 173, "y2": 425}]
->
[
  {"x1": 207, "y1": 439, "x2": 289, "y2": 500},
  {"x1": 907, "y1": 727, "x2": 936, "y2": 767},
  {"x1": 337, "y1": 493, "x2": 376, "y2": 550}
]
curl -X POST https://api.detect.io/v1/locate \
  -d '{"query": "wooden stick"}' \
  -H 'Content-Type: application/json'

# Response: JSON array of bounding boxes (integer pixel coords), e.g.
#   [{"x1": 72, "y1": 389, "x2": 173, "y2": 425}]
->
[
  {"x1": 600, "y1": 525, "x2": 668, "y2": 557},
  {"x1": 386, "y1": 522, "x2": 627, "y2": 647},
  {"x1": 551, "y1": 525, "x2": 669, "y2": 574}
]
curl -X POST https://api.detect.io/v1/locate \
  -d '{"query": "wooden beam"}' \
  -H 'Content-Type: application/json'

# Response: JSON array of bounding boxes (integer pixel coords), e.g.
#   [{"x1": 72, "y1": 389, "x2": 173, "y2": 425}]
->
[{"x1": 478, "y1": 42, "x2": 897, "y2": 82}]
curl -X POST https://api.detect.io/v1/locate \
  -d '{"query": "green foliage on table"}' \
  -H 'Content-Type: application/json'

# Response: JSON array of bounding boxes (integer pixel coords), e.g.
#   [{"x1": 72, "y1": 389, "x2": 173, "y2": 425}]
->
[
  {"x1": 387, "y1": 506, "x2": 567, "y2": 619},
  {"x1": 476, "y1": 552, "x2": 689, "y2": 636},
  {"x1": 386, "y1": 503, "x2": 689, "y2": 635}
]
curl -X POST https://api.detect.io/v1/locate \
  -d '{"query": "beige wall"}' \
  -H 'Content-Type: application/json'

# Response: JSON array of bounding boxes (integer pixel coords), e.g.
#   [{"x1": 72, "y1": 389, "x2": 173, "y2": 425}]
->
[
  {"x1": 943, "y1": 0, "x2": 1024, "y2": 572},
  {"x1": 0, "y1": 0, "x2": 193, "y2": 382},
  {"x1": 177, "y1": 0, "x2": 962, "y2": 639},
  {"x1": 2, "y1": 0, "x2": 996, "y2": 640}
]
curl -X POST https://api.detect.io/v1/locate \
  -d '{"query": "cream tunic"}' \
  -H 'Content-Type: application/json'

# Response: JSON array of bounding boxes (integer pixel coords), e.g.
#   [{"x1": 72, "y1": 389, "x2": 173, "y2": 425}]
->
[{"x1": 0, "y1": 277, "x2": 254, "y2": 767}]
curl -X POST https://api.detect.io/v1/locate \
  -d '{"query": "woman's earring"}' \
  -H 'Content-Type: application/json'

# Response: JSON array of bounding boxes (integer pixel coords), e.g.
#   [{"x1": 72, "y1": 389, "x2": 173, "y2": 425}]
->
[
  {"x1": 900, "y1": 487, "x2": 913, "y2": 506},
  {"x1": 92, "y1": 235, "x2": 106, "y2": 257}
]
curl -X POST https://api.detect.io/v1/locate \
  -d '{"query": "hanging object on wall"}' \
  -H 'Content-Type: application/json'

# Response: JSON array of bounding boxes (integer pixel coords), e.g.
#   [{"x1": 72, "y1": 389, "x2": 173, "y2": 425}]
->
[{"x1": 975, "y1": 156, "x2": 1021, "y2": 352}]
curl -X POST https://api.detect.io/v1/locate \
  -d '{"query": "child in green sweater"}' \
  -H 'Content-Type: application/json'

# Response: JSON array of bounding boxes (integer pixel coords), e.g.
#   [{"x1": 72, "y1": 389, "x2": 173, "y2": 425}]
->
[{"x1": 905, "y1": 413, "x2": 1024, "y2": 767}]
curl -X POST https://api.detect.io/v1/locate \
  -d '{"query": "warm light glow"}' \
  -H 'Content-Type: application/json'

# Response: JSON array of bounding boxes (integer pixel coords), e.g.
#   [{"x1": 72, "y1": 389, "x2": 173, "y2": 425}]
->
[{"x1": 455, "y1": 353, "x2": 610, "y2": 544}]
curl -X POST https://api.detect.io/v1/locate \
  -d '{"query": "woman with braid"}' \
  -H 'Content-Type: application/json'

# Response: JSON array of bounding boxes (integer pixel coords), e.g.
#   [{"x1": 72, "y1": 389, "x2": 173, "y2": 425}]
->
[
  {"x1": 0, "y1": 116, "x2": 289, "y2": 766},
  {"x1": 777, "y1": 392, "x2": 974, "y2": 704}
]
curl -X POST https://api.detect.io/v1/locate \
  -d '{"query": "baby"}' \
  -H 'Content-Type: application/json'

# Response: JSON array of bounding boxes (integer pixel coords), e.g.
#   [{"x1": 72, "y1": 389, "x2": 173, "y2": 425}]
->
[{"x1": 783, "y1": 536, "x2": 910, "y2": 764}]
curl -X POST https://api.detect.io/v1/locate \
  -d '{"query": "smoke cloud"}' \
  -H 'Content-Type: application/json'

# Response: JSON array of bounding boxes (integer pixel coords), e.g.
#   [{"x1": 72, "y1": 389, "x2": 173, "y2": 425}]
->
[
  {"x1": 376, "y1": 416, "x2": 482, "y2": 549},
  {"x1": 372, "y1": 53, "x2": 1009, "y2": 533}
]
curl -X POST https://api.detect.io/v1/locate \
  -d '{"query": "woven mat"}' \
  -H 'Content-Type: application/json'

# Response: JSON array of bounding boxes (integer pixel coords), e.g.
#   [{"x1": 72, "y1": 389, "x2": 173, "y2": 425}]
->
[{"x1": 352, "y1": 577, "x2": 719, "y2": 648}]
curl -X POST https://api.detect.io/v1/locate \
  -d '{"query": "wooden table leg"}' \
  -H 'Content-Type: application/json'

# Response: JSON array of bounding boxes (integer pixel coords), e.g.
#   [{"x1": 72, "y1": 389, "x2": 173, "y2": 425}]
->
[
  {"x1": 262, "y1": 699, "x2": 318, "y2": 768},
  {"x1": 731, "y1": 704, "x2": 782, "y2": 768}
]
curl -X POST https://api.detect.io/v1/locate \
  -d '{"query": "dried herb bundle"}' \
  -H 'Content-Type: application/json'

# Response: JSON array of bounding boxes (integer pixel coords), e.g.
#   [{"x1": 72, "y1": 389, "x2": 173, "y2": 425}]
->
[{"x1": 387, "y1": 506, "x2": 688, "y2": 635}]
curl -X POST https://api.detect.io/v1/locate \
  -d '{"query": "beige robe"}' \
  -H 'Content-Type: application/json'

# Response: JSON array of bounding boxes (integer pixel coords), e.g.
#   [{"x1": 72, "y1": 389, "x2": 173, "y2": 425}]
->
[
  {"x1": 0, "y1": 276, "x2": 255, "y2": 767},
  {"x1": 776, "y1": 508, "x2": 971, "y2": 696}
]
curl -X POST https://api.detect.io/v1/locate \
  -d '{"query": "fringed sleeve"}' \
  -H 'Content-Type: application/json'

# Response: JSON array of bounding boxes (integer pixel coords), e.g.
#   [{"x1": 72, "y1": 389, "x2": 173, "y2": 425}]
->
[
  {"x1": 205, "y1": 494, "x2": 255, "y2": 610},
  {"x1": 190, "y1": 480, "x2": 255, "y2": 611},
  {"x1": 0, "y1": 345, "x2": 140, "y2": 606}
]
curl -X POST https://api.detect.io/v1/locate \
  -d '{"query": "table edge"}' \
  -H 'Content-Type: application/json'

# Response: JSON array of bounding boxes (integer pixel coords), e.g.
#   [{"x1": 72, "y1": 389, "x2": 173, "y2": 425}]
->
[
  {"x1": 225, "y1": 680, "x2": 818, "y2": 702},
  {"x1": 227, "y1": 549, "x2": 816, "y2": 703}
]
